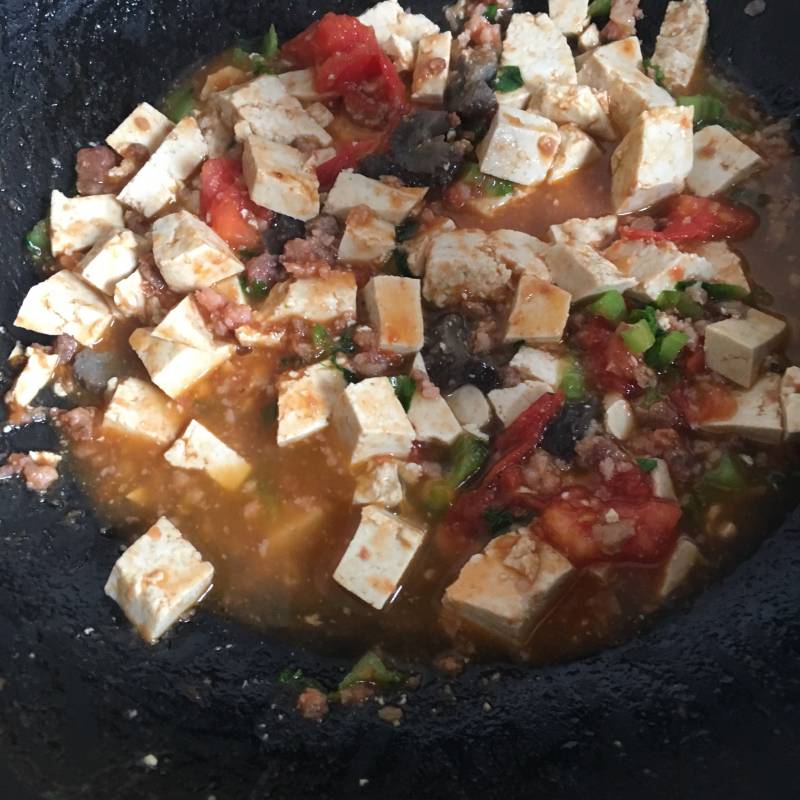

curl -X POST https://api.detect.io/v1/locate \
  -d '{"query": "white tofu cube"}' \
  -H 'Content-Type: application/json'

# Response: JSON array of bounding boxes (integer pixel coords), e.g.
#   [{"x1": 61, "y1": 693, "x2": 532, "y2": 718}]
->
[
  {"x1": 212, "y1": 274, "x2": 249, "y2": 305},
  {"x1": 14, "y1": 270, "x2": 115, "y2": 346},
  {"x1": 118, "y1": 117, "x2": 208, "y2": 219},
  {"x1": 549, "y1": 0, "x2": 589, "y2": 35},
  {"x1": 78, "y1": 230, "x2": 139, "y2": 295},
  {"x1": 213, "y1": 74, "x2": 288, "y2": 123},
  {"x1": 496, "y1": 86, "x2": 531, "y2": 109},
  {"x1": 548, "y1": 124, "x2": 602, "y2": 183},
  {"x1": 476, "y1": 107, "x2": 561, "y2": 186},
  {"x1": 687, "y1": 125, "x2": 763, "y2": 198},
  {"x1": 8, "y1": 346, "x2": 59, "y2": 407},
  {"x1": 505, "y1": 276, "x2": 571, "y2": 344},
  {"x1": 581, "y1": 36, "x2": 644, "y2": 73},
  {"x1": 488, "y1": 381, "x2": 552, "y2": 427},
  {"x1": 501, "y1": 13, "x2": 577, "y2": 89},
  {"x1": 197, "y1": 106, "x2": 233, "y2": 158},
  {"x1": 528, "y1": 82, "x2": 615, "y2": 140},
  {"x1": 611, "y1": 106, "x2": 694, "y2": 214},
  {"x1": 780, "y1": 367, "x2": 800, "y2": 440},
  {"x1": 603, "y1": 392, "x2": 635, "y2": 440},
  {"x1": 649, "y1": 458, "x2": 677, "y2": 500},
  {"x1": 129, "y1": 327, "x2": 233, "y2": 400},
  {"x1": 358, "y1": 1, "x2": 408, "y2": 41},
  {"x1": 164, "y1": 419, "x2": 251, "y2": 490},
  {"x1": 106, "y1": 102, "x2": 174, "y2": 155},
  {"x1": 276, "y1": 363, "x2": 346, "y2": 447},
  {"x1": 353, "y1": 460, "x2": 404, "y2": 508},
  {"x1": 363, "y1": 275, "x2": 424, "y2": 355},
  {"x1": 260, "y1": 272, "x2": 357, "y2": 324},
  {"x1": 323, "y1": 170, "x2": 427, "y2": 225},
  {"x1": 407, "y1": 355, "x2": 462, "y2": 445},
  {"x1": 358, "y1": 1, "x2": 439, "y2": 70},
  {"x1": 305, "y1": 101, "x2": 334, "y2": 128},
  {"x1": 242, "y1": 136, "x2": 320, "y2": 222},
  {"x1": 333, "y1": 504, "x2": 427, "y2": 609},
  {"x1": 278, "y1": 69, "x2": 336, "y2": 103},
  {"x1": 577, "y1": 22, "x2": 601, "y2": 52},
  {"x1": 489, "y1": 229, "x2": 551, "y2": 279},
  {"x1": 104, "y1": 516, "x2": 214, "y2": 642},
  {"x1": 383, "y1": 33, "x2": 416, "y2": 72},
  {"x1": 510, "y1": 347, "x2": 563, "y2": 388},
  {"x1": 152, "y1": 295, "x2": 217, "y2": 352},
  {"x1": 49, "y1": 190, "x2": 124, "y2": 256},
  {"x1": 338, "y1": 206, "x2": 396, "y2": 266},
  {"x1": 152, "y1": 210, "x2": 243, "y2": 292},
  {"x1": 704, "y1": 308, "x2": 786, "y2": 388},
  {"x1": 411, "y1": 32, "x2": 451, "y2": 104},
  {"x1": 657, "y1": 536, "x2": 703, "y2": 599},
  {"x1": 700, "y1": 374, "x2": 783, "y2": 444},
  {"x1": 333, "y1": 377, "x2": 416, "y2": 464},
  {"x1": 443, "y1": 529, "x2": 575, "y2": 644},
  {"x1": 694, "y1": 242, "x2": 749, "y2": 291},
  {"x1": 446, "y1": 384, "x2": 493, "y2": 429},
  {"x1": 102, "y1": 377, "x2": 184, "y2": 446},
  {"x1": 113, "y1": 269, "x2": 148, "y2": 319},
  {"x1": 547, "y1": 215, "x2": 618, "y2": 248},
  {"x1": 545, "y1": 243, "x2": 636, "y2": 302},
  {"x1": 402, "y1": 216, "x2": 456, "y2": 277},
  {"x1": 651, "y1": 0, "x2": 709, "y2": 95}
]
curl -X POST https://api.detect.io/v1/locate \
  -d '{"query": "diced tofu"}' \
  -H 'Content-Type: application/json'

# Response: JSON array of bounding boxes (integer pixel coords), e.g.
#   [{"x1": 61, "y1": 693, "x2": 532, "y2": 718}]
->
[
  {"x1": 383, "y1": 33, "x2": 416, "y2": 72},
  {"x1": 196, "y1": 106, "x2": 232, "y2": 158},
  {"x1": 333, "y1": 504, "x2": 427, "y2": 610},
  {"x1": 278, "y1": 69, "x2": 336, "y2": 102},
  {"x1": 106, "y1": 102, "x2": 174, "y2": 155},
  {"x1": 213, "y1": 73, "x2": 288, "y2": 122},
  {"x1": 8, "y1": 346, "x2": 59, "y2": 407},
  {"x1": 704, "y1": 308, "x2": 786, "y2": 388},
  {"x1": 545, "y1": 243, "x2": 636, "y2": 302},
  {"x1": 113, "y1": 269, "x2": 148, "y2": 319},
  {"x1": 260, "y1": 273, "x2": 357, "y2": 325},
  {"x1": 548, "y1": 124, "x2": 602, "y2": 183},
  {"x1": 501, "y1": 13, "x2": 577, "y2": 89},
  {"x1": 581, "y1": 36, "x2": 644, "y2": 73},
  {"x1": 353, "y1": 460, "x2": 404, "y2": 507},
  {"x1": 505, "y1": 276, "x2": 571, "y2": 344},
  {"x1": 489, "y1": 229, "x2": 551, "y2": 279},
  {"x1": 780, "y1": 367, "x2": 800, "y2": 440},
  {"x1": 549, "y1": 0, "x2": 589, "y2": 35},
  {"x1": 657, "y1": 536, "x2": 703, "y2": 600},
  {"x1": 358, "y1": 1, "x2": 439, "y2": 71},
  {"x1": 411, "y1": 32, "x2": 451, "y2": 104},
  {"x1": 406, "y1": 355, "x2": 462, "y2": 445},
  {"x1": 199, "y1": 66, "x2": 249, "y2": 101},
  {"x1": 212, "y1": 274, "x2": 249, "y2": 305},
  {"x1": 510, "y1": 347, "x2": 563, "y2": 388},
  {"x1": 152, "y1": 295, "x2": 217, "y2": 352},
  {"x1": 476, "y1": 107, "x2": 561, "y2": 186},
  {"x1": 276, "y1": 363, "x2": 346, "y2": 447},
  {"x1": 488, "y1": 381, "x2": 551, "y2": 427},
  {"x1": 102, "y1": 377, "x2": 184, "y2": 446},
  {"x1": 446, "y1": 384, "x2": 493, "y2": 429},
  {"x1": 603, "y1": 239, "x2": 713, "y2": 301},
  {"x1": 323, "y1": 170, "x2": 427, "y2": 225},
  {"x1": 603, "y1": 392, "x2": 635, "y2": 440},
  {"x1": 129, "y1": 327, "x2": 233, "y2": 400},
  {"x1": 117, "y1": 117, "x2": 208, "y2": 219},
  {"x1": 242, "y1": 136, "x2": 320, "y2": 222},
  {"x1": 700, "y1": 374, "x2": 783, "y2": 444},
  {"x1": 164, "y1": 419, "x2": 251, "y2": 490},
  {"x1": 686, "y1": 125, "x2": 763, "y2": 198},
  {"x1": 338, "y1": 206, "x2": 396, "y2": 266},
  {"x1": 402, "y1": 216, "x2": 456, "y2": 276},
  {"x1": 496, "y1": 86, "x2": 531, "y2": 109},
  {"x1": 14, "y1": 270, "x2": 115, "y2": 346},
  {"x1": 49, "y1": 190, "x2": 124, "y2": 256},
  {"x1": 78, "y1": 230, "x2": 139, "y2": 295},
  {"x1": 333, "y1": 377, "x2": 416, "y2": 464},
  {"x1": 577, "y1": 22, "x2": 600, "y2": 52},
  {"x1": 443, "y1": 529, "x2": 574, "y2": 644},
  {"x1": 547, "y1": 215, "x2": 618, "y2": 248},
  {"x1": 363, "y1": 275, "x2": 424, "y2": 354},
  {"x1": 610, "y1": 106, "x2": 694, "y2": 214},
  {"x1": 694, "y1": 242, "x2": 749, "y2": 291},
  {"x1": 152, "y1": 210, "x2": 243, "y2": 292},
  {"x1": 305, "y1": 101, "x2": 334, "y2": 128},
  {"x1": 650, "y1": 458, "x2": 677, "y2": 500},
  {"x1": 528, "y1": 82, "x2": 615, "y2": 140},
  {"x1": 104, "y1": 516, "x2": 214, "y2": 643},
  {"x1": 651, "y1": 0, "x2": 709, "y2": 95}
]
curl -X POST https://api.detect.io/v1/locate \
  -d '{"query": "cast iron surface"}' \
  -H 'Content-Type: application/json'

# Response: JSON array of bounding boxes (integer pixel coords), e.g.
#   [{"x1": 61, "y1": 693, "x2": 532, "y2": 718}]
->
[{"x1": 1, "y1": 1, "x2": 799, "y2": 797}]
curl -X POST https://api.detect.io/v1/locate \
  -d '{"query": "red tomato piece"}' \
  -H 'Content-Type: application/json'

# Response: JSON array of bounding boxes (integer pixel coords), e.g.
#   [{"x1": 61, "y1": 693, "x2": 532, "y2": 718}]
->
[
  {"x1": 573, "y1": 317, "x2": 643, "y2": 396},
  {"x1": 315, "y1": 42, "x2": 382, "y2": 92},
  {"x1": 670, "y1": 377, "x2": 738, "y2": 425},
  {"x1": 315, "y1": 138, "x2": 382, "y2": 190},
  {"x1": 283, "y1": 13, "x2": 376, "y2": 67}
]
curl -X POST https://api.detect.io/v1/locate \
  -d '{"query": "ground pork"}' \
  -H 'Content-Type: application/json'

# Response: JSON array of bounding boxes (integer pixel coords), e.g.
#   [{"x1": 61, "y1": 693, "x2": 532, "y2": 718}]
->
[
  {"x1": 75, "y1": 145, "x2": 120, "y2": 195},
  {"x1": 0, "y1": 452, "x2": 60, "y2": 491},
  {"x1": 296, "y1": 688, "x2": 329, "y2": 721},
  {"x1": 245, "y1": 251, "x2": 285, "y2": 288},
  {"x1": 281, "y1": 214, "x2": 341, "y2": 277},
  {"x1": 521, "y1": 450, "x2": 566, "y2": 498},
  {"x1": 57, "y1": 406, "x2": 99, "y2": 441},
  {"x1": 193, "y1": 288, "x2": 252, "y2": 337},
  {"x1": 54, "y1": 334, "x2": 79, "y2": 364},
  {"x1": 603, "y1": 0, "x2": 643, "y2": 40}
]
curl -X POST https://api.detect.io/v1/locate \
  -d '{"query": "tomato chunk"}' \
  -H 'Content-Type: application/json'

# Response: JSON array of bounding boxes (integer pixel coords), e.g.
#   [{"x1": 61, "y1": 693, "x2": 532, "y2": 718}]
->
[
  {"x1": 282, "y1": 13, "x2": 376, "y2": 67},
  {"x1": 573, "y1": 316, "x2": 644, "y2": 396}
]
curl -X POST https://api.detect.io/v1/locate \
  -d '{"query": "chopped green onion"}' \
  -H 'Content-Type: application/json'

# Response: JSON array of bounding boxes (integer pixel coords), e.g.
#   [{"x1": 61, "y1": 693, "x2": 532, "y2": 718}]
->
[
  {"x1": 338, "y1": 651, "x2": 405, "y2": 692},
  {"x1": 238, "y1": 248, "x2": 260, "y2": 259},
  {"x1": 637, "y1": 457, "x2": 658, "y2": 473},
  {"x1": 588, "y1": 290, "x2": 627, "y2": 324},
  {"x1": 642, "y1": 59, "x2": 666, "y2": 88},
  {"x1": 621, "y1": 319, "x2": 656, "y2": 354},
  {"x1": 676, "y1": 94, "x2": 753, "y2": 132},
  {"x1": 395, "y1": 219, "x2": 418, "y2": 243},
  {"x1": 277, "y1": 667, "x2": 325, "y2": 691},
  {"x1": 703, "y1": 282, "x2": 749, "y2": 301},
  {"x1": 261, "y1": 401, "x2": 278, "y2": 425},
  {"x1": 449, "y1": 433, "x2": 489, "y2": 487},
  {"x1": 483, "y1": 507, "x2": 530, "y2": 535},
  {"x1": 311, "y1": 323, "x2": 335, "y2": 356},
  {"x1": 25, "y1": 219, "x2": 50, "y2": 259},
  {"x1": 337, "y1": 326, "x2": 357, "y2": 355},
  {"x1": 645, "y1": 330, "x2": 689, "y2": 369},
  {"x1": 389, "y1": 375, "x2": 416, "y2": 410},
  {"x1": 262, "y1": 24, "x2": 279, "y2": 58},
  {"x1": 628, "y1": 305, "x2": 660, "y2": 336},
  {"x1": 329, "y1": 356, "x2": 358, "y2": 384},
  {"x1": 588, "y1": 0, "x2": 612, "y2": 18},
  {"x1": 492, "y1": 66, "x2": 524, "y2": 93},
  {"x1": 420, "y1": 478, "x2": 454, "y2": 512},
  {"x1": 559, "y1": 356, "x2": 586, "y2": 401},
  {"x1": 162, "y1": 86, "x2": 195, "y2": 123},
  {"x1": 231, "y1": 46, "x2": 252, "y2": 69},
  {"x1": 239, "y1": 275, "x2": 269, "y2": 300},
  {"x1": 701, "y1": 453, "x2": 747, "y2": 492},
  {"x1": 460, "y1": 162, "x2": 515, "y2": 197},
  {"x1": 483, "y1": 3, "x2": 498, "y2": 21},
  {"x1": 655, "y1": 289, "x2": 704, "y2": 320}
]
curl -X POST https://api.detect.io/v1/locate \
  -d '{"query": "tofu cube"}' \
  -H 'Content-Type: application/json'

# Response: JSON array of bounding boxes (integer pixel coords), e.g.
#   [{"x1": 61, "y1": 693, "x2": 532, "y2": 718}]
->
[
  {"x1": 305, "y1": 101, "x2": 334, "y2": 128},
  {"x1": 8, "y1": 346, "x2": 59, "y2": 407},
  {"x1": 49, "y1": 190, "x2": 124, "y2": 256},
  {"x1": 695, "y1": 241, "x2": 749, "y2": 291},
  {"x1": 276, "y1": 363, "x2": 347, "y2": 447},
  {"x1": 363, "y1": 275, "x2": 424, "y2": 354},
  {"x1": 152, "y1": 210, "x2": 243, "y2": 292},
  {"x1": 78, "y1": 230, "x2": 139, "y2": 295},
  {"x1": 501, "y1": 13, "x2": 577, "y2": 89},
  {"x1": 407, "y1": 355, "x2": 462, "y2": 445},
  {"x1": 278, "y1": 69, "x2": 336, "y2": 103},
  {"x1": 129, "y1": 327, "x2": 233, "y2": 400},
  {"x1": 411, "y1": 32, "x2": 451, "y2": 104},
  {"x1": 323, "y1": 170, "x2": 427, "y2": 225},
  {"x1": 548, "y1": 124, "x2": 602, "y2": 183},
  {"x1": 443, "y1": 529, "x2": 575, "y2": 644},
  {"x1": 152, "y1": 295, "x2": 217, "y2": 352},
  {"x1": 260, "y1": 272, "x2": 357, "y2": 324},
  {"x1": 333, "y1": 377, "x2": 416, "y2": 464},
  {"x1": 489, "y1": 229, "x2": 551, "y2": 279},
  {"x1": 402, "y1": 216, "x2": 456, "y2": 276},
  {"x1": 338, "y1": 206, "x2": 396, "y2": 266},
  {"x1": 488, "y1": 381, "x2": 552, "y2": 427},
  {"x1": 577, "y1": 22, "x2": 601, "y2": 52},
  {"x1": 651, "y1": 0, "x2": 710, "y2": 95},
  {"x1": 545, "y1": 243, "x2": 636, "y2": 302},
  {"x1": 547, "y1": 215, "x2": 618, "y2": 248},
  {"x1": 528, "y1": 82, "x2": 615, "y2": 140},
  {"x1": 358, "y1": 1, "x2": 439, "y2": 70},
  {"x1": 213, "y1": 74, "x2": 288, "y2": 123},
  {"x1": 687, "y1": 125, "x2": 763, "y2": 198},
  {"x1": 242, "y1": 136, "x2": 320, "y2": 222},
  {"x1": 106, "y1": 102, "x2": 174, "y2": 155},
  {"x1": 333, "y1": 504, "x2": 427, "y2": 610},
  {"x1": 113, "y1": 269, "x2": 148, "y2": 319},
  {"x1": 603, "y1": 392, "x2": 635, "y2": 440},
  {"x1": 104, "y1": 516, "x2": 214, "y2": 643},
  {"x1": 700, "y1": 374, "x2": 783, "y2": 444},
  {"x1": 549, "y1": 0, "x2": 589, "y2": 36},
  {"x1": 14, "y1": 270, "x2": 115, "y2": 346},
  {"x1": 780, "y1": 366, "x2": 800, "y2": 440},
  {"x1": 650, "y1": 458, "x2": 677, "y2": 500},
  {"x1": 164, "y1": 419, "x2": 251, "y2": 490},
  {"x1": 505, "y1": 276, "x2": 571, "y2": 344},
  {"x1": 446, "y1": 384, "x2": 493, "y2": 429},
  {"x1": 118, "y1": 117, "x2": 208, "y2": 219},
  {"x1": 510, "y1": 347, "x2": 563, "y2": 388},
  {"x1": 704, "y1": 308, "x2": 786, "y2": 388},
  {"x1": 657, "y1": 536, "x2": 703, "y2": 600},
  {"x1": 353, "y1": 460, "x2": 404, "y2": 507},
  {"x1": 496, "y1": 86, "x2": 531, "y2": 109},
  {"x1": 212, "y1": 274, "x2": 249, "y2": 305},
  {"x1": 102, "y1": 377, "x2": 184, "y2": 446},
  {"x1": 476, "y1": 107, "x2": 561, "y2": 186}
]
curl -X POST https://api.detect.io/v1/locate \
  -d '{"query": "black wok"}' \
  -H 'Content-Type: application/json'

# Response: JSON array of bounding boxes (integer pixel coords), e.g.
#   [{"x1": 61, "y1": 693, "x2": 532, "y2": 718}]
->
[{"x1": 1, "y1": 1, "x2": 799, "y2": 797}]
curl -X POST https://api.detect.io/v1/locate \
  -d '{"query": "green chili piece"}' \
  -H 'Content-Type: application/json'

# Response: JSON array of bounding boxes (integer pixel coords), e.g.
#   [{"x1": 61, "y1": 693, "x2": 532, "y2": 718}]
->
[
  {"x1": 621, "y1": 319, "x2": 656, "y2": 354},
  {"x1": 162, "y1": 86, "x2": 195, "y2": 123},
  {"x1": 588, "y1": 290, "x2": 627, "y2": 324},
  {"x1": 389, "y1": 375, "x2": 416, "y2": 411},
  {"x1": 492, "y1": 66, "x2": 524, "y2": 93},
  {"x1": 25, "y1": 219, "x2": 50, "y2": 259},
  {"x1": 339, "y1": 651, "x2": 405, "y2": 691},
  {"x1": 645, "y1": 330, "x2": 688, "y2": 368}
]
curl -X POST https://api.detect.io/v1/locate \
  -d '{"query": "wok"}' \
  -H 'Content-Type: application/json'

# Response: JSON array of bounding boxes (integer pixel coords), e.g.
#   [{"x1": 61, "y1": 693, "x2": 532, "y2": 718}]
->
[{"x1": 1, "y1": 1, "x2": 799, "y2": 797}]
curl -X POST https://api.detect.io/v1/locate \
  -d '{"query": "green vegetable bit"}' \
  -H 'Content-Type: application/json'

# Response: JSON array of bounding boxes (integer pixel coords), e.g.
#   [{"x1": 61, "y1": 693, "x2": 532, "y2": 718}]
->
[
  {"x1": 395, "y1": 219, "x2": 418, "y2": 243},
  {"x1": 25, "y1": 219, "x2": 50, "y2": 259},
  {"x1": 588, "y1": 0, "x2": 612, "y2": 18},
  {"x1": 483, "y1": 507, "x2": 529, "y2": 535},
  {"x1": 492, "y1": 65, "x2": 524, "y2": 93},
  {"x1": 637, "y1": 457, "x2": 658, "y2": 473},
  {"x1": 388, "y1": 248, "x2": 412, "y2": 277},
  {"x1": 460, "y1": 162, "x2": 515, "y2": 197},
  {"x1": 588, "y1": 290, "x2": 627, "y2": 324},
  {"x1": 162, "y1": 86, "x2": 195, "y2": 123},
  {"x1": 420, "y1": 478, "x2": 455, "y2": 512},
  {"x1": 311, "y1": 323, "x2": 335, "y2": 356},
  {"x1": 329, "y1": 356, "x2": 358, "y2": 384},
  {"x1": 676, "y1": 94, "x2": 752, "y2": 132},
  {"x1": 338, "y1": 651, "x2": 406, "y2": 692},
  {"x1": 655, "y1": 289, "x2": 704, "y2": 320},
  {"x1": 559, "y1": 356, "x2": 586, "y2": 401},
  {"x1": 483, "y1": 3, "x2": 498, "y2": 21},
  {"x1": 701, "y1": 453, "x2": 748, "y2": 492},
  {"x1": 621, "y1": 319, "x2": 656, "y2": 354},
  {"x1": 277, "y1": 667, "x2": 325, "y2": 691},
  {"x1": 337, "y1": 326, "x2": 357, "y2": 354},
  {"x1": 628, "y1": 305, "x2": 660, "y2": 336},
  {"x1": 449, "y1": 433, "x2": 490, "y2": 487},
  {"x1": 231, "y1": 46, "x2": 253, "y2": 69},
  {"x1": 262, "y1": 24, "x2": 279, "y2": 58},
  {"x1": 645, "y1": 330, "x2": 689, "y2": 369},
  {"x1": 642, "y1": 59, "x2": 666, "y2": 87},
  {"x1": 702, "y1": 282, "x2": 749, "y2": 302},
  {"x1": 239, "y1": 275, "x2": 269, "y2": 300},
  {"x1": 389, "y1": 375, "x2": 416, "y2": 411}
]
